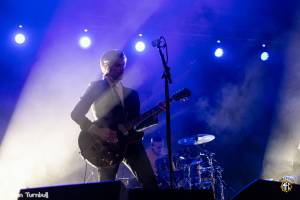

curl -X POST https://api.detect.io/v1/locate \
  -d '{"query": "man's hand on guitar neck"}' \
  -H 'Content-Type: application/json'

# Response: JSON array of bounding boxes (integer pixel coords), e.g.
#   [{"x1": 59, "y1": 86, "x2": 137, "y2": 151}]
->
[{"x1": 88, "y1": 124, "x2": 118, "y2": 144}]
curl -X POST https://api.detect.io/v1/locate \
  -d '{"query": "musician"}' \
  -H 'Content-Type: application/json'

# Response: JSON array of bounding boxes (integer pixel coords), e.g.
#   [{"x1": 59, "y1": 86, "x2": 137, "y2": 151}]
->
[
  {"x1": 71, "y1": 49, "x2": 158, "y2": 189},
  {"x1": 146, "y1": 136, "x2": 167, "y2": 175}
]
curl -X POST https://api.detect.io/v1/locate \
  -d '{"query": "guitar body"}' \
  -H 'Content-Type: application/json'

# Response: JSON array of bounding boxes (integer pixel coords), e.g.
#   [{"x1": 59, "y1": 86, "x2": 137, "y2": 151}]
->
[
  {"x1": 78, "y1": 131, "x2": 123, "y2": 168},
  {"x1": 78, "y1": 123, "x2": 144, "y2": 168}
]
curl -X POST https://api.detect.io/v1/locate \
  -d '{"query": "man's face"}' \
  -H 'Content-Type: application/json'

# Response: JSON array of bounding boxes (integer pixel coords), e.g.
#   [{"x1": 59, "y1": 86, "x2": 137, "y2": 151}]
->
[
  {"x1": 107, "y1": 58, "x2": 125, "y2": 81},
  {"x1": 152, "y1": 141, "x2": 163, "y2": 155}
]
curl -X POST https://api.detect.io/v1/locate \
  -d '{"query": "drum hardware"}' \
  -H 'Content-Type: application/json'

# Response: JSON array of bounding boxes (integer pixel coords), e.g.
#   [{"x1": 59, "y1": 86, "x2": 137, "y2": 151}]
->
[{"x1": 152, "y1": 133, "x2": 224, "y2": 199}]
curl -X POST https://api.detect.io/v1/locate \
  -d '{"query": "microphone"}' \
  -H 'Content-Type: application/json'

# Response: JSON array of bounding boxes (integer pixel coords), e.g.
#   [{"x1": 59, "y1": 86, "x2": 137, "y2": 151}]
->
[{"x1": 152, "y1": 36, "x2": 165, "y2": 47}]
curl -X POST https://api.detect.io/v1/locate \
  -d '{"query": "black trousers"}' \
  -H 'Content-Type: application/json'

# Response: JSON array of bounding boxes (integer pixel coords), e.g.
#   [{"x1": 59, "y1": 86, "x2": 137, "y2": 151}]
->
[{"x1": 98, "y1": 142, "x2": 158, "y2": 189}]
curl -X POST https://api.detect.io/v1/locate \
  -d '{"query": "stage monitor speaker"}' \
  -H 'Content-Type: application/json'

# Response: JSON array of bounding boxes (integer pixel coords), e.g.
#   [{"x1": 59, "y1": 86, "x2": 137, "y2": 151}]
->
[
  {"x1": 18, "y1": 180, "x2": 128, "y2": 200},
  {"x1": 232, "y1": 179, "x2": 300, "y2": 200}
]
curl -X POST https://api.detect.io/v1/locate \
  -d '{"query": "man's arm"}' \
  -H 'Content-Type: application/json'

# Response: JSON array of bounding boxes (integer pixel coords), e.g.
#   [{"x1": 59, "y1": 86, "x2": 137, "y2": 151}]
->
[
  {"x1": 71, "y1": 81, "x2": 118, "y2": 143},
  {"x1": 71, "y1": 82, "x2": 98, "y2": 131}
]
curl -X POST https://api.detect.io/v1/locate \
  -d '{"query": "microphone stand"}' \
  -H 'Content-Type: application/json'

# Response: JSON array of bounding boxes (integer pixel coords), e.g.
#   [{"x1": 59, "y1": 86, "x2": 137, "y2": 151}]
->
[{"x1": 154, "y1": 36, "x2": 175, "y2": 189}]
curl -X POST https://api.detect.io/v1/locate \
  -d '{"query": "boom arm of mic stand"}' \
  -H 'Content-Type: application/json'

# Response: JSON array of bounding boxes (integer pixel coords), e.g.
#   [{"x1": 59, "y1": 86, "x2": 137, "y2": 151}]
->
[{"x1": 158, "y1": 45, "x2": 172, "y2": 84}]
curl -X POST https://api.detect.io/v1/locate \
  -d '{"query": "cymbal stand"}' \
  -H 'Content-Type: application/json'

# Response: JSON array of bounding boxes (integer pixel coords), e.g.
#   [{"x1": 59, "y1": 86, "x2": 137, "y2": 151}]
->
[{"x1": 207, "y1": 153, "x2": 216, "y2": 199}]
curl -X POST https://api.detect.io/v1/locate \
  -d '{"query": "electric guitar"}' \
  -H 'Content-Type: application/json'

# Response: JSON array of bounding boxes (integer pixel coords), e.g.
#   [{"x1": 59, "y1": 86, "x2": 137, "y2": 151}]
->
[{"x1": 78, "y1": 88, "x2": 191, "y2": 168}]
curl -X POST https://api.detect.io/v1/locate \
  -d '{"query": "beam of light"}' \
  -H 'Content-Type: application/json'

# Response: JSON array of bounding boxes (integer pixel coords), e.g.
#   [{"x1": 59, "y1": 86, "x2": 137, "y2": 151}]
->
[
  {"x1": 135, "y1": 41, "x2": 146, "y2": 52},
  {"x1": 214, "y1": 47, "x2": 224, "y2": 57},
  {"x1": 260, "y1": 51, "x2": 269, "y2": 61},
  {"x1": 14, "y1": 33, "x2": 26, "y2": 44},
  {"x1": 263, "y1": 20, "x2": 300, "y2": 183},
  {"x1": 0, "y1": 39, "x2": 93, "y2": 200},
  {"x1": 79, "y1": 36, "x2": 91, "y2": 49}
]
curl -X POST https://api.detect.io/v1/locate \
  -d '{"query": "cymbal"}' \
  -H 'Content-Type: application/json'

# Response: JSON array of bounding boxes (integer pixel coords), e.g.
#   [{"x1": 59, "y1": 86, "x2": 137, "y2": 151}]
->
[{"x1": 178, "y1": 134, "x2": 215, "y2": 145}]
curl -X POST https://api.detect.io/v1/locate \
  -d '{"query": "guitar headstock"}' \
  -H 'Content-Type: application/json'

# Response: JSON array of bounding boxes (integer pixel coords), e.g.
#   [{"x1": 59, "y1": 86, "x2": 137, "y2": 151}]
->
[{"x1": 171, "y1": 88, "x2": 191, "y2": 102}]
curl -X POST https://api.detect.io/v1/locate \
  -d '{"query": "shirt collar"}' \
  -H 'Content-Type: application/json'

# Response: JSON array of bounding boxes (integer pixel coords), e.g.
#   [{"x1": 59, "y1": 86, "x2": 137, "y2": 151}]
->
[{"x1": 105, "y1": 75, "x2": 122, "y2": 88}]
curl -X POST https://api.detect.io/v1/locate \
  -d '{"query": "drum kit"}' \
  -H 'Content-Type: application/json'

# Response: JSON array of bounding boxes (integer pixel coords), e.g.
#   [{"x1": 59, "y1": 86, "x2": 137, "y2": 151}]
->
[{"x1": 155, "y1": 133, "x2": 225, "y2": 200}]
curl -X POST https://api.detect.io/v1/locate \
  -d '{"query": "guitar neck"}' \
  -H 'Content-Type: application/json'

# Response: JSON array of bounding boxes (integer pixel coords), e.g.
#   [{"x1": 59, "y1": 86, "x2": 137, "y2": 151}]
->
[
  {"x1": 130, "y1": 99, "x2": 173, "y2": 129},
  {"x1": 134, "y1": 105, "x2": 163, "y2": 127},
  {"x1": 124, "y1": 88, "x2": 190, "y2": 131}
]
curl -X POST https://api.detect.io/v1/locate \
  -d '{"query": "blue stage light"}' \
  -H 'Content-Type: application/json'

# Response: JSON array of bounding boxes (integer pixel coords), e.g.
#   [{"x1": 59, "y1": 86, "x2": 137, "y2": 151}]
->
[
  {"x1": 79, "y1": 36, "x2": 91, "y2": 49},
  {"x1": 14, "y1": 33, "x2": 26, "y2": 44},
  {"x1": 135, "y1": 41, "x2": 146, "y2": 52},
  {"x1": 214, "y1": 47, "x2": 224, "y2": 57},
  {"x1": 261, "y1": 51, "x2": 269, "y2": 61}
]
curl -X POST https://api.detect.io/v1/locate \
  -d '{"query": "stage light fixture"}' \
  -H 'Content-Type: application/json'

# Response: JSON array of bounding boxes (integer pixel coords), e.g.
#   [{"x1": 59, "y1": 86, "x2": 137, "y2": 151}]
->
[
  {"x1": 261, "y1": 51, "x2": 269, "y2": 61},
  {"x1": 214, "y1": 47, "x2": 224, "y2": 58},
  {"x1": 135, "y1": 41, "x2": 146, "y2": 52},
  {"x1": 14, "y1": 33, "x2": 26, "y2": 44},
  {"x1": 79, "y1": 36, "x2": 91, "y2": 49}
]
